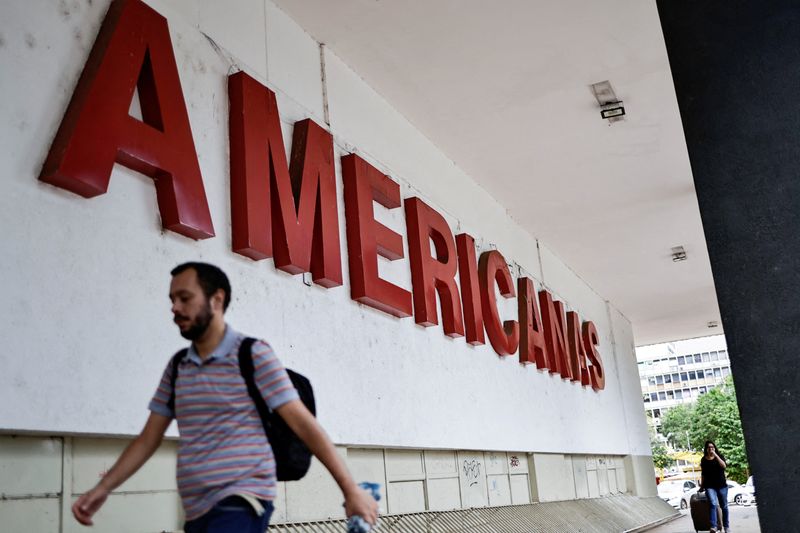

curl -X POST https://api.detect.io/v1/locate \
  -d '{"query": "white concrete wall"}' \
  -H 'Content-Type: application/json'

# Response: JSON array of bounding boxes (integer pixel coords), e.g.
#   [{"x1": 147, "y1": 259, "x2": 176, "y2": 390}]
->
[
  {"x1": 0, "y1": 434, "x2": 628, "y2": 530},
  {"x1": 0, "y1": 0, "x2": 649, "y2": 460}
]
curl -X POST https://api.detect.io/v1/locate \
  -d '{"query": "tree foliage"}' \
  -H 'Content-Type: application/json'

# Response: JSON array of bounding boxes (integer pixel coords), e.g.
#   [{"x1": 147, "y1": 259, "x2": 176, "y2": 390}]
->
[
  {"x1": 660, "y1": 403, "x2": 694, "y2": 450},
  {"x1": 689, "y1": 376, "x2": 749, "y2": 483},
  {"x1": 647, "y1": 412, "x2": 675, "y2": 471},
  {"x1": 654, "y1": 377, "x2": 749, "y2": 483}
]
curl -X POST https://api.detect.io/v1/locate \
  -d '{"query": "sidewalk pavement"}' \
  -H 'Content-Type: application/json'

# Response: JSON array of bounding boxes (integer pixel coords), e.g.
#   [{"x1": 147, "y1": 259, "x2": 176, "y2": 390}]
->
[{"x1": 646, "y1": 505, "x2": 761, "y2": 533}]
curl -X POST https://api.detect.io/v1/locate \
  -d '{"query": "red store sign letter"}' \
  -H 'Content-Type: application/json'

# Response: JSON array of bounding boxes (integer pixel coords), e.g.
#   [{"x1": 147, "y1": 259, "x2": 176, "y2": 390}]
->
[
  {"x1": 39, "y1": 0, "x2": 214, "y2": 239},
  {"x1": 228, "y1": 72, "x2": 342, "y2": 287},
  {"x1": 342, "y1": 155, "x2": 412, "y2": 318}
]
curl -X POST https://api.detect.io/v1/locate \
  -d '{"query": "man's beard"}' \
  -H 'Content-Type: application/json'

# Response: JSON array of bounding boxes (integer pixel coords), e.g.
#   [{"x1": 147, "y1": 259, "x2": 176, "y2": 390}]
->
[{"x1": 177, "y1": 302, "x2": 213, "y2": 341}]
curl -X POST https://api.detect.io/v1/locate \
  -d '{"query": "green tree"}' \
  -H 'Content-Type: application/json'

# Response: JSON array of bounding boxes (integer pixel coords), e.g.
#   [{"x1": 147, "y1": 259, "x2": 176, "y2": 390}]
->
[
  {"x1": 647, "y1": 412, "x2": 675, "y2": 471},
  {"x1": 651, "y1": 435, "x2": 674, "y2": 470},
  {"x1": 660, "y1": 403, "x2": 695, "y2": 450},
  {"x1": 689, "y1": 376, "x2": 749, "y2": 483}
]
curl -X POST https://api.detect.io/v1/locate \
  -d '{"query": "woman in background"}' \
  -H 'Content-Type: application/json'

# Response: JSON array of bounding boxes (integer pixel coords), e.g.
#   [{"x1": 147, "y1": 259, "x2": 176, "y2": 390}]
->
[{"x1": 700, "y1": 440, "x2": 729, "y2": 533}]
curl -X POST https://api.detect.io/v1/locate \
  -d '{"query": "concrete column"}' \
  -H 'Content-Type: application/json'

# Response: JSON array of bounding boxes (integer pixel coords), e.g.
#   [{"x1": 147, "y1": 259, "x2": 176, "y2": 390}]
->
[{"x1": 657, "y1": 1, "x2": 800, "y2": 530}]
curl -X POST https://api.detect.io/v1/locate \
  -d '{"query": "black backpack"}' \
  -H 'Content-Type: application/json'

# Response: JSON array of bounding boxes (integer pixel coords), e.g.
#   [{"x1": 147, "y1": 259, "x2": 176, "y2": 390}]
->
[{"x1": 168, "y1": 337, "x2": 316, "y2": 481}]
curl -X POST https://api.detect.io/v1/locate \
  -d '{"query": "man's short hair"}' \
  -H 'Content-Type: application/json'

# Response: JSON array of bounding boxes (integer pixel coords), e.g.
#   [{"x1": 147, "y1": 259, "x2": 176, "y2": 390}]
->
[{"x1": 171, "y1": 262, "x2": 232, "y2": 311}]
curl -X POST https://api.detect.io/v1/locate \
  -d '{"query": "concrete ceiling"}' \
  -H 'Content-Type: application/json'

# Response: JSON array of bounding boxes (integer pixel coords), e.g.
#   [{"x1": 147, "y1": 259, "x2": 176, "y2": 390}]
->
[{"x1": 272, "y1": 0, "x2": 721, "y2": 346}]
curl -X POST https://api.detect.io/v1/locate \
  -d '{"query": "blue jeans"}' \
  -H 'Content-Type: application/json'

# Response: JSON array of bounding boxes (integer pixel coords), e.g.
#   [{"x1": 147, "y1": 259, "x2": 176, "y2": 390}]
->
[
  {"x1": 706, "y1": 486, "x2": 729, "y2": 529},
  {"x1": 184, "y1": 496, "x2": 274, "y2": 533}
]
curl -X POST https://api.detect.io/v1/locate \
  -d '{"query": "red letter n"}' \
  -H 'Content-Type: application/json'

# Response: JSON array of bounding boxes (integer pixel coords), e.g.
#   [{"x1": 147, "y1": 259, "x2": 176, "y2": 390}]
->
[
  {"x1": 342, "y1": 154, "x2": 412, "y2": 318},
  {"x1": 39, "y1": 0, "x2": 213, "y2": 239},
  {"x1": 539, "y1": 290, "x2": 572, "y2": 379},
  {"x1": 228, "y1": 71, "x2": 342, "y2": 287},
  {"x1": 518, "y1": 277, "x2": 547, "y2": 368},
  {"x1": 405, "y1": 198, "x2": 464, "y2": 337}
]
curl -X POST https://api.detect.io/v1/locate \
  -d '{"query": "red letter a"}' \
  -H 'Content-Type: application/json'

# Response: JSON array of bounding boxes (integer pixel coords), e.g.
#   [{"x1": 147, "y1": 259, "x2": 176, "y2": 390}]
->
[{"x1": 39, "y1": 0, "x2": 213, "y2": 239}]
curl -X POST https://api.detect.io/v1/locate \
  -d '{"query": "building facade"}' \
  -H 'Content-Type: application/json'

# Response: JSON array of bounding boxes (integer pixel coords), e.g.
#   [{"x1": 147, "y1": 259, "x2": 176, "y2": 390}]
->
[
  {"x1": 0, "y1": 0, "x2": 671, "y2": 531},
  {"x1": 637, "y1": 335, "x2": 731, "y2": 429}
]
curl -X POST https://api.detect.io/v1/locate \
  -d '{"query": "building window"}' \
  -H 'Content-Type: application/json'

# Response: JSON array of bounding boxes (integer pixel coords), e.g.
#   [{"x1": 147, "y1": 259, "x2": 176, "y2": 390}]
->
[
  {"x1": 656, "y1": 375, "x2": 664, "y2": 385},
  {"x1": 681, "y1": 372, "x2": 688, "y2": 381},
  {"x1": 705, "y1": 369, "x2": 715, "y2": 378},
  {"x1": 678, "y1": 356, "x2": 685, "y2": 365},
  {"x1": 649, "y1": 377, "x2": 657, "y2": 386},
  {"x1": 653, "y1": 409, "x2": 661, "y2": 418},
  {"x1": 658, "y1": 392, "x2": 667, "y2": 401},
  {"x1": 719, "y1": 350, "x2": 728, "y2": 361},
  {"x1": 722, "y1": 367, "x2": 731, "y2": 377},
  {"x1": 651, "y1": 393, "x2": 658, "y2": 401},
  {"x1": 689, "y1": 371, "x2": 697, "y2": 380},
  {"x1": 672, "y1": 373, "x2": 680, "y2": 382},
  {"x1": 702, "y1": 352, "x2": 710, "y2": 362},
  {"x1": 675, "y1": 390, "x2": 683, "y2": 400},
  {"x1": 714, "y1": 368, "x2": 722, "y2": 379},
  {"x1": 699, "y1": 386, "x2": 707, "y2": 394},
  {"x1": 644, "y1": 394, "x2": 650, "y2": 403},
  {"x1": 667, "y1": 390, "x2": 674, "y2": 400},
  {"x1": 694, "y1": 354, "x2": 702, "y2": 363},
  {"x1": 664, "y1": 374, "x2": 672, "y2": 384}
]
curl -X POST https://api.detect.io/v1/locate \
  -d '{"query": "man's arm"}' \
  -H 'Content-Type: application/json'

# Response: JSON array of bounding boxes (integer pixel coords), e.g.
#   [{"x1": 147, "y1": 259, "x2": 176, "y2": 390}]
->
[
  {"x1": 72, "y1": 412, "x2": 171, "y2": 526},
  {"x1": 276, "y1": 399, "x2": 379, "y2": 526}
]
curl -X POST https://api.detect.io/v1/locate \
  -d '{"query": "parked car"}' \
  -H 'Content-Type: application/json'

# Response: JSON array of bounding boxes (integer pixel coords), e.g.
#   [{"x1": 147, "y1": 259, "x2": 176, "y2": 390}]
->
[
  {"x1": 678, "y1": 480, "x2": 750, "y2": 509},
  {"x1": 658, "y1": 479, "x2": 698, "y2": 508}
]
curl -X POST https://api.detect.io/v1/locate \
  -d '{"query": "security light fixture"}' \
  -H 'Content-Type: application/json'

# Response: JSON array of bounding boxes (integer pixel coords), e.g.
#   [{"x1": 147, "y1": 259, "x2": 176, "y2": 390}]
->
[
  {"x1": 671, "y1": 246, "x2": 687, "y2": 262},
  {"x1": 590, "y1": 80, "x2": 625, "y2": 123}
]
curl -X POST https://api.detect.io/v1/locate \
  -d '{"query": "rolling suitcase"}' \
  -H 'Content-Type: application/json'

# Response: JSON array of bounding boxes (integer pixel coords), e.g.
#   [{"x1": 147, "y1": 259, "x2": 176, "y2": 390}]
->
[{"x1": 690, "y1": 490, "x2": 724, "y2": 532}]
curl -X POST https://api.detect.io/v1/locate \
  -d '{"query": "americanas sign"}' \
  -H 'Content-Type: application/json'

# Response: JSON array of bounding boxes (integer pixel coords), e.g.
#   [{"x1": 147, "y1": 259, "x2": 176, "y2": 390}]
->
[{"x1": 40, "y1": 0, "x2": 605, "y2": 391}]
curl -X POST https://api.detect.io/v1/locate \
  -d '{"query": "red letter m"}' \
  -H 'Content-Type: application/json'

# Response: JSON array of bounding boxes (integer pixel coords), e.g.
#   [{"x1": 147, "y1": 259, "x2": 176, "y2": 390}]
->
[{"x1": 229, "y1": 72, "x2": 342, "y2": 287}]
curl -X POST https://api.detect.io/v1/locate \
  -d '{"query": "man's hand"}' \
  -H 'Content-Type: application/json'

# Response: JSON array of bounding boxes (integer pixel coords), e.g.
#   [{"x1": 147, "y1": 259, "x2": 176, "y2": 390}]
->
[
  {"x1": 344, "y1": 486, "x2": 379, "y2": 526},
  {"x1": 72, "y1": 485, "x2": 110, "y2": 526}
]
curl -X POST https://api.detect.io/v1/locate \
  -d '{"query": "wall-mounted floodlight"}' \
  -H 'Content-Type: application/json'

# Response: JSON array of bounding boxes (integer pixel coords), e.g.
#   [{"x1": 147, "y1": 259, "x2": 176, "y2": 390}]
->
[
  {"x1": 671, "y1": 246, "x2": 687, "y2": 262},
  {"x1": 591, "y1": 80, "x2": 625, "y2": 123}
]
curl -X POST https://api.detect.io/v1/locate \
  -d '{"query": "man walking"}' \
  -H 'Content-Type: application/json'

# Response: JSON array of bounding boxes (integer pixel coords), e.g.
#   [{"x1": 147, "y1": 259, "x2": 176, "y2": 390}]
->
[{"x1": 72, "y1": 262, "x2": 378, "y2": 531}]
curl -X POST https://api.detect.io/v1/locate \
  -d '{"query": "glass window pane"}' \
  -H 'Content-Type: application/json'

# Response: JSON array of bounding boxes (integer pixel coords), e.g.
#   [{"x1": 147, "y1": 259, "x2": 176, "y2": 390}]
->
[
  {"x1": 658, "y1": 392, "x2": 667, "y2": 401},
  {"x1": 681, "y1": 372, "x2": 688, "y2": 381},
  {"x1": 651, "y1": 393, "x2": 658, "y2": 401},
  {"x1": 678, "y1": 356, "x2": 685, "y2": 365},
  {"x1": 695, "y1": 354, "x2": 702, "y2": 363},
  {"x1": 714, "y1": 368, "x2": 722, "y2": 378},
  {"x1": 656, "y1": 375, "x2": 664, "y2": 384},
  {"x1": 702, "y1": 352, "x2": 710, "y2": 362},
  {"x1": 675, "y1": 390, "x2": 683, "y2": 399}
]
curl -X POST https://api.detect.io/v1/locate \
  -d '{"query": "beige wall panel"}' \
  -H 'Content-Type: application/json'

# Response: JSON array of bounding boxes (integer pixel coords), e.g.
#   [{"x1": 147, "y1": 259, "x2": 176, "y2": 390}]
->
[
  {"x1": 608, "y1": 468, "x2": 619, "y2": 493},
  {"x1": 70, "y1": 492, "x2": 182, "y2": 533},
  {"x1": 270, "y1": 482, "x2": 288, "y2": 524},
  {"x1": 485, "y1": 451, "x2": 508, "y2": 475},
  {"x1": 0, "y1": 436, "x2": 62, "y2": 495},
  {"x1": 0, "y1": 498, "x2": 60, "y2": 532},
  {"x1": 572, "y1": 456, "x2": 589, "y2": 499},
  {"x1": 386, "y1": 480, "x2": 425, "y2": 514},
  {"x1": 487, "y1": 474, "x2": 511, "y2": 506},
  {"x1": 457, "y1": 451, "x2": 488, "y2": 508},
  {"x1": 587, "y1": 469, "x2": 600, "y2": 498},
  {"x1": 625, "y1": 455, "x2": 657, "y2": 497},
  {"x1": 616, "y1": 463, "x2": 628, "y2": 493},
  {"x1": 531, "y1": 453, "x2": 576, "y2": 503},
  {"x1": 285, "y1": 451, "x2": 347, "y2": 522},
  {"x1": 346, "y1": 448, "x2": 387, "y2": 511},
  {"x1": 508, "y1": 452, "x2": 528, "y2": 474},
  {"x1": 509, "y1": 474, "x2": 530, "y2": 505},
  {"x1": 72, "y1": 438, "x2": 177, "y2": 493},
  {"x1": 424, "y1": 450, "x2": 458, "y2": 478},
  {"x1": 426, "y1": 477, "x2": 461, "y2": 511},
  {"x1": 385, "y1": 449, "x2": 424, "y2": 481},
  {"x1": 598, "y1": 458, "x2": 610, "y2": 495}
]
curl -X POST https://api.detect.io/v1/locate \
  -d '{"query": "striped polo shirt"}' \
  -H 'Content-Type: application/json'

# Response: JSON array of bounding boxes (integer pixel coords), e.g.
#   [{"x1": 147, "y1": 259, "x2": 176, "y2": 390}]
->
[{"x1": 149, "y1": 325, "x2": 299, "y2": 520}]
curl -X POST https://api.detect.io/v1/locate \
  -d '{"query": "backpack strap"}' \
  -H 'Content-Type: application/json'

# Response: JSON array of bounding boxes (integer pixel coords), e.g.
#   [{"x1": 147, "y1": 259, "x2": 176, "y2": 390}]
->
[
  {"x1": 167, "y1": 348, "x2": 189, "y2": 414},
  {"x1": 237, "y1": 337, "x2": 274, "y2": 436}
]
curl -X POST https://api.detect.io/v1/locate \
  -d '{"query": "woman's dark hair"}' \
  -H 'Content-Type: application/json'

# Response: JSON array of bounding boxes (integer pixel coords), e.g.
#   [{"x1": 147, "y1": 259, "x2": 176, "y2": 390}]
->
[
  {"x1": 704, "y1": 440, "x2": 718, "y2": 454},
  {"x1": 171, "y1": 262, "x2": 232, "y2": 311}
]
